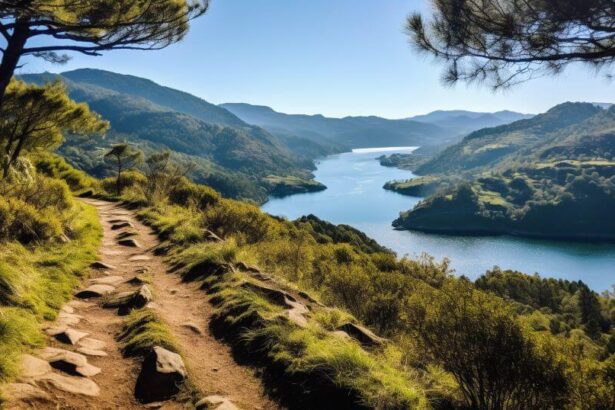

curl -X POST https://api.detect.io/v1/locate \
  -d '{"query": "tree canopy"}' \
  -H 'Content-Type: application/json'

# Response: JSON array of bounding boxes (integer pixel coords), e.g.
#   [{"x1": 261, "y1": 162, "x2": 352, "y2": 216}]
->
[
  {"x1": 0, "y1": 0, "x2": 208, "y2": 101},
  {"x1": 408, "y1": 0, "x2": 615, "y2": 88},
  {"x1": 0, "y1": 79, "x2": 107, "y2": 178}
]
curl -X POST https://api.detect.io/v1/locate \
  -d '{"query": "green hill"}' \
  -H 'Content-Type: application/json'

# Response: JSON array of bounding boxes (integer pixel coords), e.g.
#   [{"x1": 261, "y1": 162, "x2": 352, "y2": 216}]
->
[
  {"x1": 416, "y1": 103, "x2": 603, "y2": 175},
  {"x1": 393, "y1": 104, "x2": 615, "y2": 240},
  {"x1": 62, "y1": 69, "x2": 246, "y2": 127},
  {"x1": 21, "y1": 71, "x2": 328, "y2": 203}
]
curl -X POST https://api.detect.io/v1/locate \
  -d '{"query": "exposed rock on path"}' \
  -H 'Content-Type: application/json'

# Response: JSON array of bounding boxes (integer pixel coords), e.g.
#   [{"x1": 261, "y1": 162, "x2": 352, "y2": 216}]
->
[{"x1": 3, "y1": 199, "x2": 277, "y2": 409}]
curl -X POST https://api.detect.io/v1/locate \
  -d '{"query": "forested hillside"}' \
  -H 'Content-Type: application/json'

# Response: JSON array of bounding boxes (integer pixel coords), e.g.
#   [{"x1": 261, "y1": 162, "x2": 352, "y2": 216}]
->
[
  {"x1": 21, "y1": 70, "x2": 330, "y2": 203},
  {"x1": 392, "y1": 103, "x2": 615, "y2": 239},
  {"x1": 0, "y1": 77, "x2": 613, "y2": 410}
]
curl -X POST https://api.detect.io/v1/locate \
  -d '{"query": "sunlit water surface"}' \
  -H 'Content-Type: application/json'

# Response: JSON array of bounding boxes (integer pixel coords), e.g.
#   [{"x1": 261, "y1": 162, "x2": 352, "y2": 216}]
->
[{"x1": 263, "y1": 148, "x2": 615, "y2": 291}]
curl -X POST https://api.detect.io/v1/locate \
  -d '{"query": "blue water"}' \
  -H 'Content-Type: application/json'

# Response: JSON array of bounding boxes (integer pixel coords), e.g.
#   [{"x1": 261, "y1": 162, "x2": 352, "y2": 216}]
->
[{"x1": 262, "y1": 148, "x2": 615, "y2": 291}]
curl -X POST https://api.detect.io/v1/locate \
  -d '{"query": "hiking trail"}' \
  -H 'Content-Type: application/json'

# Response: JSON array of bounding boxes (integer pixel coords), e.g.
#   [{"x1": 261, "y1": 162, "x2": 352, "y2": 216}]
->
[{"x1": 2, "y1": 199, "x2": 278, "y2": 410}]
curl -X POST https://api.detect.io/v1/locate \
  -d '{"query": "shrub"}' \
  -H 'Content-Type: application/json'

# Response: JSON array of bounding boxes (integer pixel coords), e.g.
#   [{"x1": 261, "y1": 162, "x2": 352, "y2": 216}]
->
[
  {"x1": 102, "y1": 170, "x2": 146, "y2": 195},
  {"x1": 168, "y1": 178, "x2": 220, "y2": 209},
  {"x1": 0, "y1": 197, "x2": 63, "y2": 243},
  {"x1": 202, "y1": 199, "x2": 272, "y2": 244},
  {"x1": 32, "y1": 153, "x2": 99, "y2": 193},
  {"x1": 9, "y1": 175, "x2": 74, "y2": 212},
  {"x1": 405, "y1": 280, "x2": 570, "y2": 409}
]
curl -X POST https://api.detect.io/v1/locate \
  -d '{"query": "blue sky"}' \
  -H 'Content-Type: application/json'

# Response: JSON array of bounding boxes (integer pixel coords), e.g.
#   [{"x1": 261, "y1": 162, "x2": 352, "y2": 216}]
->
[{"x1": 17, "y1": 0, "x2": 615, "y2": 118}]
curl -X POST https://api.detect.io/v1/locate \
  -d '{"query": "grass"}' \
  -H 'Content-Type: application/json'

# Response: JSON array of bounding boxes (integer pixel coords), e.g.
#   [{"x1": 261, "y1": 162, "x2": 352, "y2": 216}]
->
[
  {"x1": 117, "y1": 310, "x2": 178, "y2": 358},
  {"x1": 117, "y1": 309, "x2": 201, "y2": 405},
  {"x1": 206, "y1": 269, "x2": 430, "y2": 409},
  {"x1": 263, "y1": 175, "x2": 326, "y2": 196},
  {"x1": 0, "y1": 202, "x2": 101, "y2": 382},
  {"x1": 535, "y1": 159, "x2": 615, "y2": 168},
  {"x1": 477, "y1": 190, "x2": 509, "y2": 207}
]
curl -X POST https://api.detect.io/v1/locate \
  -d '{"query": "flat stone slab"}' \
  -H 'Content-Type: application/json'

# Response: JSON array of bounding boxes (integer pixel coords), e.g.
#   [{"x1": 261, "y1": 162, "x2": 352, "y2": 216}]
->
[
  {"x1": 57, "y1": 312, "x2": 83, "y2": 327},
  {"x1": 19, "y1": 354, "x2": 52, "y2": 379},
  {"x1": 46, "y1": 328, "x2": 89, "y2": 345},
  {"x1": 76, "y1": 284, "x2": 116, "y2": 298},
  {"x1": 336, "y1": 323, "x2": 386, "y2": 347},
  {"x1": 78, "y1": 337, "x2": 106, "y2": 351},
  {"x1": 111, "y1": 222, "x2": 134, "y2": 230},
  {"x1": 39, "y1": 347, "x2": 101, "y2": 377},
  {"x1": 118, "y1": 238, "x2": 141, "y2": 248},
  {"x1": 77, "y1": 347, "x2": 108, "y2": 357},
  {"x1": 117, "y1": 231, "x2": 138, "y2": 240},
  {"x1": 109, "y1": 219, "x2": 131, "y2": 224},
  {"x1": 126, "y1": 275, "x2": 147, "y2": 285},
  {"x1": 196, "y1": 395, "x2": 238, "y2": 410},
  {"x1": 91, "y1": 275, "x2": 125, "y2": 285},
  {"x1": 129, "y1": 255, "x2": 152, "y2": 262},
  {"x1": 181, "y1": 322, "x2": 203, "y2": 335},
  {"x1": 1, "y1": 383, "x2": 51, "y2": 405},
  {"x1": 91, "y1": 261, "x2": 116, "y2": 270},
  {"x1": 37, "y1": 372, "x2": 100, "y2": 397}
]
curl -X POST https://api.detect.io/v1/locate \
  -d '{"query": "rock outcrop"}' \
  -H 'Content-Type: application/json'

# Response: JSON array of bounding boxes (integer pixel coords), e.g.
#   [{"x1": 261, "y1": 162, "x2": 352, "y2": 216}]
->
[{"x1": 134, "y1": 346, "x2": 187, "y2": 403}]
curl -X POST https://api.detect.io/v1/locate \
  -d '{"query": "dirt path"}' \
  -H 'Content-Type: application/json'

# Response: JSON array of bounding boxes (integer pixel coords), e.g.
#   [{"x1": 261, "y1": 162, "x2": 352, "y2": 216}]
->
[{"x1": 3, "y1": 199, "x2": 278, "y2": 410}]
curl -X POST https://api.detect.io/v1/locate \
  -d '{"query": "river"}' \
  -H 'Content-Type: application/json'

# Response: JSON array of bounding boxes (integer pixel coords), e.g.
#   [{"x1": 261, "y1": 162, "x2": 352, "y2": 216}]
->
[{"x1": 262, "y1": 147, "x2": 615, "y2": 291}]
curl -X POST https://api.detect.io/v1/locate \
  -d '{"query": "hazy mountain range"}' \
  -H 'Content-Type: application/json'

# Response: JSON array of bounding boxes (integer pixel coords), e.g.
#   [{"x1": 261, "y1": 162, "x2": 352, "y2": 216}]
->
[
  {"x1": 221, "y1": 103, "x2": 532, "y2": 149},
  {"x1": 407, "y1": 110, "x2": 533, "y2": 137}
]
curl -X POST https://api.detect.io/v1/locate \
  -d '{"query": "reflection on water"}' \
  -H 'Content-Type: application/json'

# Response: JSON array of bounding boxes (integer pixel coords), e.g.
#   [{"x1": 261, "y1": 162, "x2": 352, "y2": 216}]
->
[{"x1": 262, "y1": 148, "x2": 615, "y2": 291}]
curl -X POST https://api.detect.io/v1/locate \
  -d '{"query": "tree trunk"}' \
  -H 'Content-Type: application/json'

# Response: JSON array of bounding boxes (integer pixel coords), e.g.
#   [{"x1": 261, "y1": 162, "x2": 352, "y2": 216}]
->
[
  {"x1": 116, "y1": 158, "x2": 122, "y2": 196},
  {"x1": 0, "y1": 17, "x2": 30, "y2": 108},
  {"x1": 3, "y1": 135, "x2": 26, "y2": 179}
]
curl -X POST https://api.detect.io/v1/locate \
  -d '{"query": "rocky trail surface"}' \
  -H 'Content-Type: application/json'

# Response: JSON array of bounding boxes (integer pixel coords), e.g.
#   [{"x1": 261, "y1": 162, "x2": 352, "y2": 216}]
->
[{"x1": 2, "y1": 199, "x2": 279, "y2": 410}]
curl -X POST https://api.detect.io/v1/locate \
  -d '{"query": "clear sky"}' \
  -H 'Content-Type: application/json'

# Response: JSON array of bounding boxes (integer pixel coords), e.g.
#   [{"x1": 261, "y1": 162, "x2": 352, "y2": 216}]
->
[{"x1": 16, "y1": 0, "x2": 615, "y2": 119}]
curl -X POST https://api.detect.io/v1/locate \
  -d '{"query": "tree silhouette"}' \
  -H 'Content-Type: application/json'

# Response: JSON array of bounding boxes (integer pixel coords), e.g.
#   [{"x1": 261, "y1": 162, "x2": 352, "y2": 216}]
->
[
  {"x1": 408, "y1": 0, "x2": 615, "y2": 88},
  {"x1": 104, "y1": 143, "x2": 143, "y2": 195},
  {"x1": 0, "y1": 79, "x2": 108, "y2": 178},
  {"x1": 0, "y1": 0, "x2": 208, "y2": 103}
]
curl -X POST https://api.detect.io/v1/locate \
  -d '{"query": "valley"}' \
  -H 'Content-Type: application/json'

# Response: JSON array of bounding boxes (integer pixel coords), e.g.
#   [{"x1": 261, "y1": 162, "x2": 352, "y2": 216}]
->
[
  {"x1": 1, "y1": 1, "x2": 615, "y2": 409},
  {"x1": 391, "y1": 103, "x2": 615, "y2": 241},
  {"x1": 263, "y1": 148, "x2": 615, "y2": 291}
]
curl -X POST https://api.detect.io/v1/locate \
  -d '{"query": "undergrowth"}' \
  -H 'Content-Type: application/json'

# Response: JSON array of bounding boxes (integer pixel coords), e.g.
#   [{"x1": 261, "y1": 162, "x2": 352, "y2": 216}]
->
[{"x1": 0, "y1": 202, "x2": 101, "y2": 382}]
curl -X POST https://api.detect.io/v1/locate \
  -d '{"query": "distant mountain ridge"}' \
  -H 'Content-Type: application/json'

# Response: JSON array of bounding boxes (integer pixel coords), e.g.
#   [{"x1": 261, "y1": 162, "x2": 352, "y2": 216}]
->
[
  {"x1": 61, "y1": 69, "x2": 246, "y2": 127},
  {"x1": 407, "y1": 110, "x2": 533, "y2": 137},
  {"x1": 222, "y1": 103, "x2": 533, "y2": 149},
  {"x1": 221, "y1": 103, "x2": 459, "y2": 149},
  {"x1": 417, "y1": 102, "x2": 605, "y2": 175},
  {"x1": 20, "y1": 69, "x2": 324, "y2": 202}
]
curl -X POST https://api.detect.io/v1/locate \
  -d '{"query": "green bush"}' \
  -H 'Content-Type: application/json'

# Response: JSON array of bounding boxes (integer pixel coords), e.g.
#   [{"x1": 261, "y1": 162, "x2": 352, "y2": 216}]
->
[
  {"x1": 168, "y1": 177, "x2": 220, "y2": 209},
  {"x1": 32, "y1": 152, "x2": 99, "y2": 193},
  {"x1": 0, "y1": 197, "x2": 63, "y2": 243},
  {"x1": 102, "y1": 170, "x2": 146, "y2": 195},
  {"x1": 202, "y1": 199, "x2": 272, "y2": 244}
]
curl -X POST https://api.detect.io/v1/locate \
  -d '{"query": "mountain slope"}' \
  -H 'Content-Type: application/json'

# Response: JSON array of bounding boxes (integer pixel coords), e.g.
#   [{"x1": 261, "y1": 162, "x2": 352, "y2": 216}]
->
[
  {"x1": 393, "y1": 103, "x2": 615, "y2": 240},
  {"x1": 416, "y1": 102, "x2": 603, "y2": 175},
  {"x1": 61, "y1": 68, "x2": 246, "y2": 127},
  {"x1": 220, "y1": 103, "x2": 456, "y2": 148},
  {"x1": 407, "y1": 110, "x2": 533, "y2": 136},
  {"x1": 20, "y1": 71, "x2": 318, "y2": 202}
]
